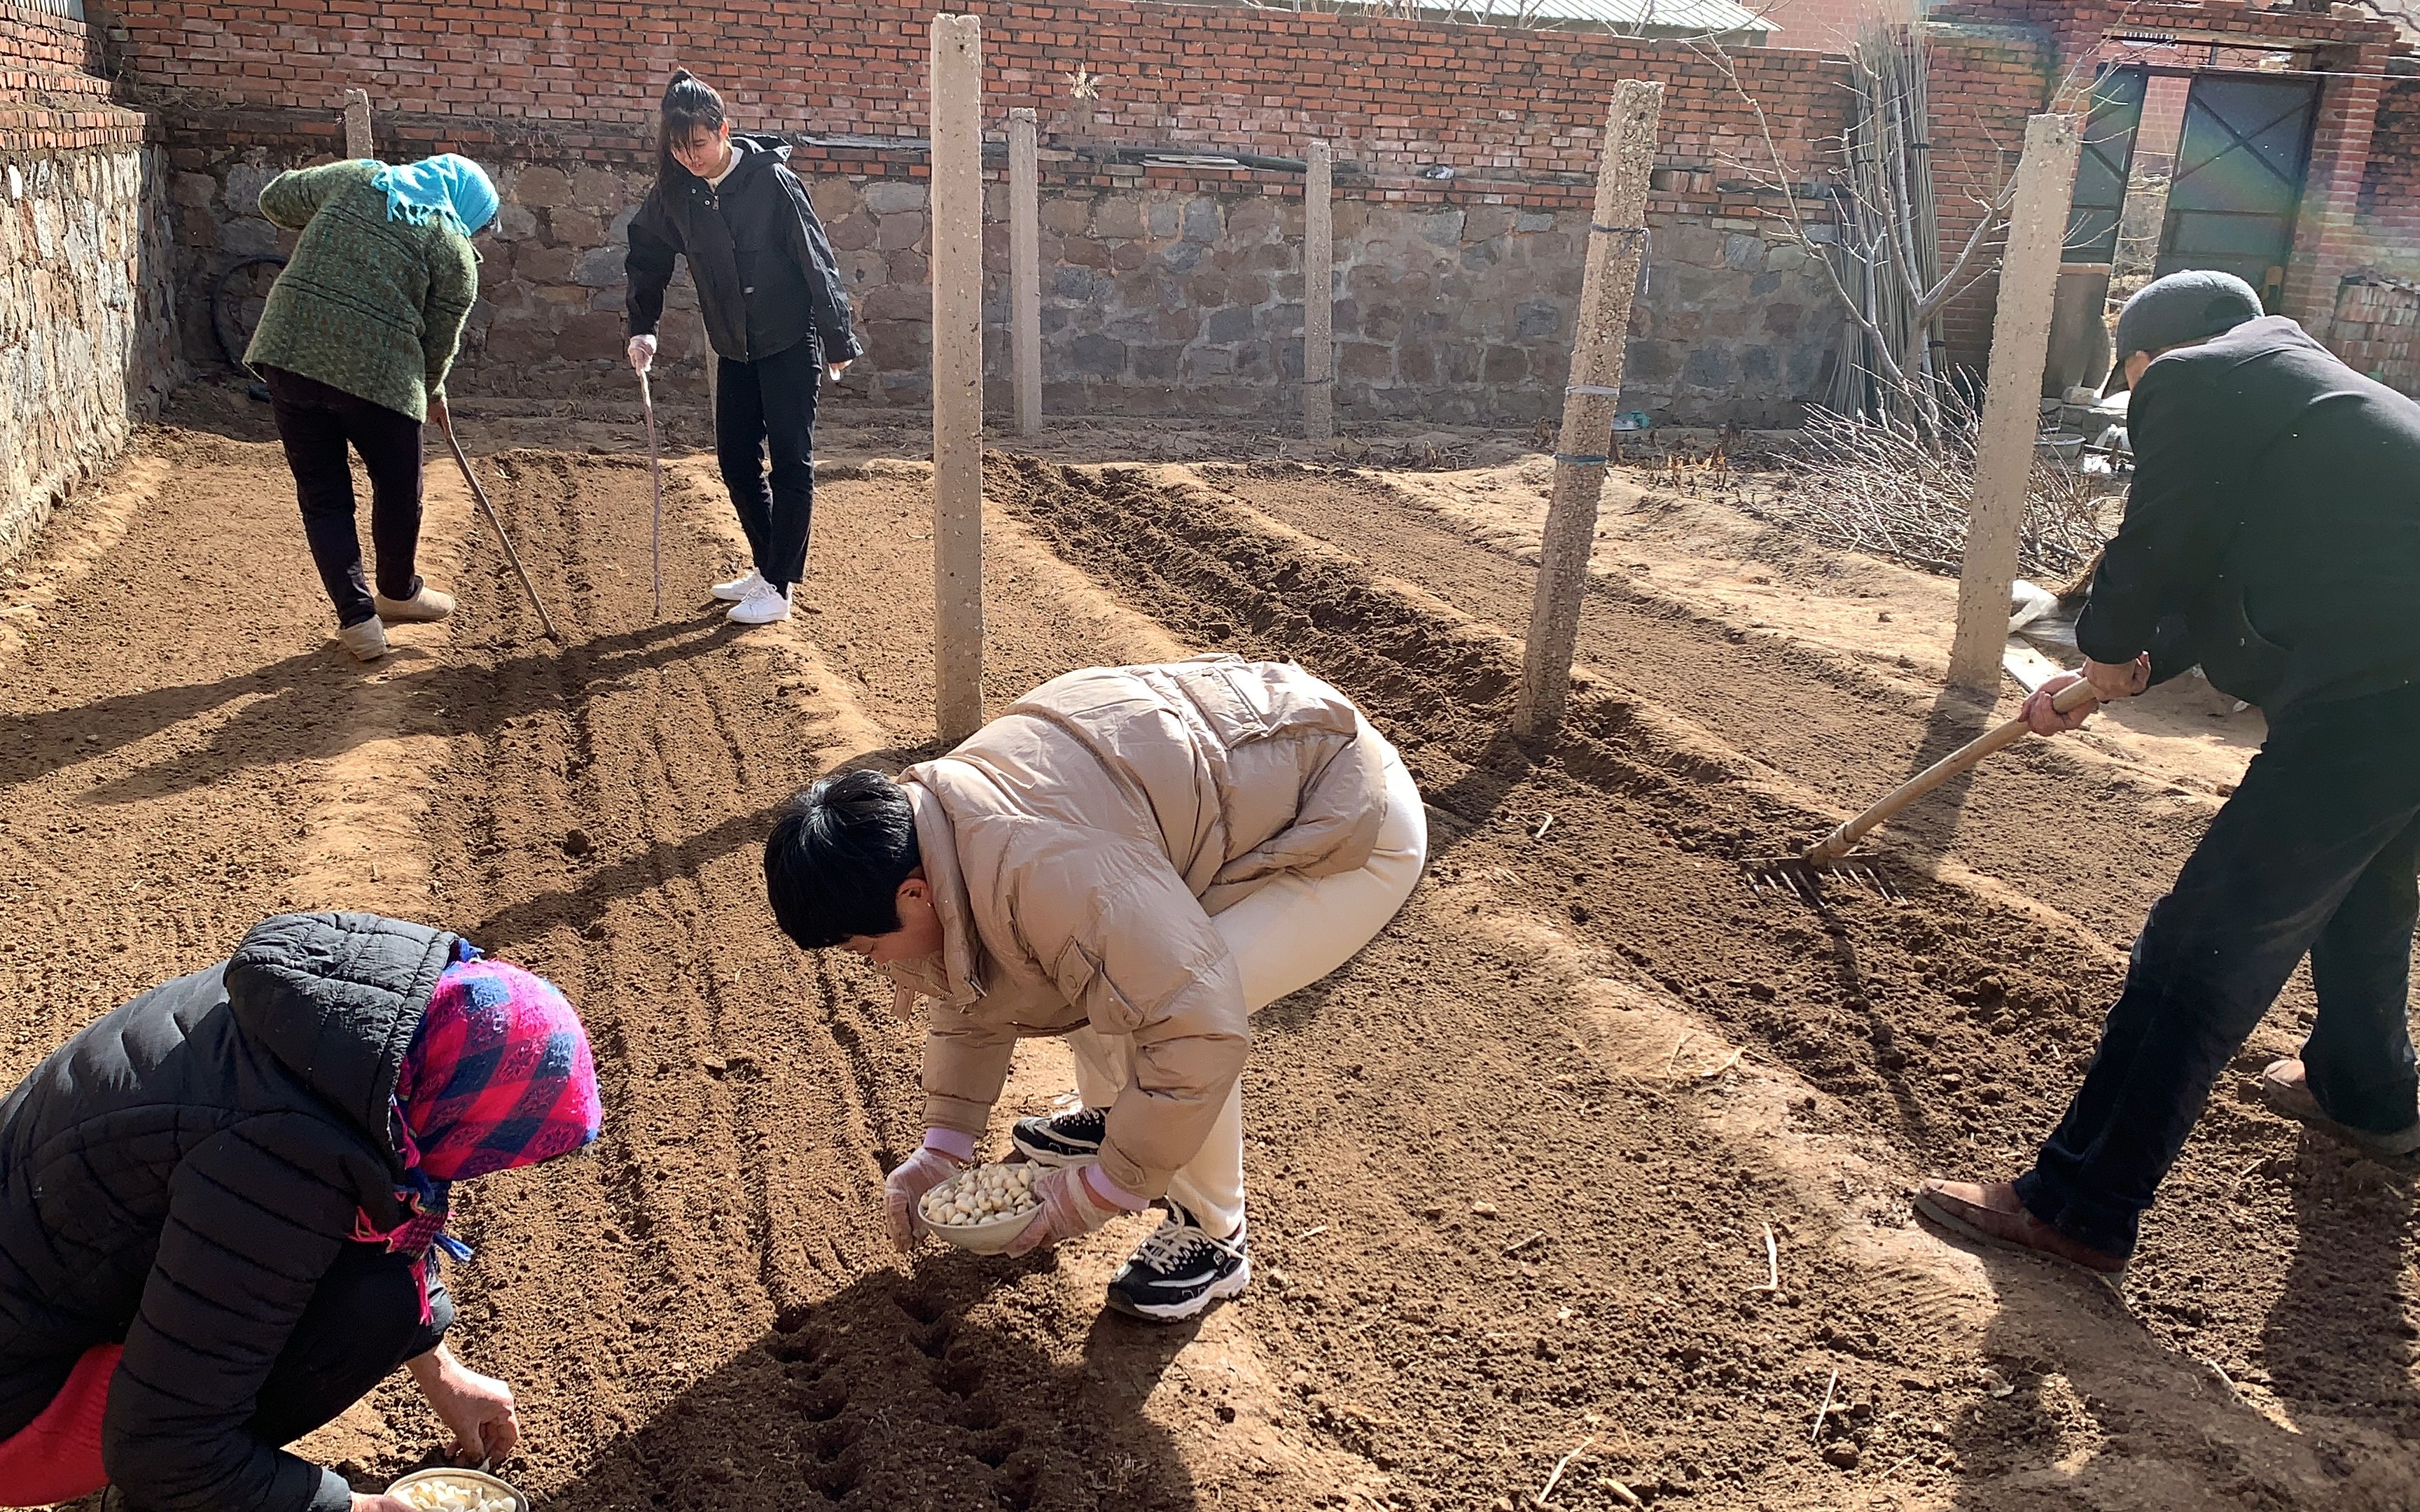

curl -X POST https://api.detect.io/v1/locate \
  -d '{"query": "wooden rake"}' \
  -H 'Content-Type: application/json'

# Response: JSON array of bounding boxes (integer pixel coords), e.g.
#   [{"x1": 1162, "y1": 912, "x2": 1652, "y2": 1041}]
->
[{"x1": 1743, "y1": 677, "x2": 2100, "y2": 903}]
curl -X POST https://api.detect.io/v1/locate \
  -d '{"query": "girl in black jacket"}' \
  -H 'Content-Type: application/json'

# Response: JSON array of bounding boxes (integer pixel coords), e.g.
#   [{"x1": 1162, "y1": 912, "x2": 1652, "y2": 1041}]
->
[
  {"x1": 0, "y1": 913, "x2": 603, "y2": 1512},
  {"x1": 625, "y1": 70, "x2": 863, "y2": 626}
]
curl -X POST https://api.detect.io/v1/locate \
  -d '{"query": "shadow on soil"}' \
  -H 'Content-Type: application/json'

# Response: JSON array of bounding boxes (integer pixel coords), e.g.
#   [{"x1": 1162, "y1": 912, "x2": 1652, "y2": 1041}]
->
[
  {"x1": 15, "y1": 617, "x2": 732, "y2": 804},
  {"x1": 539, "y1": 1256, "x2": 1203, "y2": 1511},
  {"x1": 1923, "y1": 1124, "x2": 2420, "y2": 1508}
]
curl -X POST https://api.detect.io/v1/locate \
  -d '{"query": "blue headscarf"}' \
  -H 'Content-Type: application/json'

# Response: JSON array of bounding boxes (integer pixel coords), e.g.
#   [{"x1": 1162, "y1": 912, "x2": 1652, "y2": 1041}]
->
[{"x1": 368, "y1": 153, "x2": 499, "y2": 237}]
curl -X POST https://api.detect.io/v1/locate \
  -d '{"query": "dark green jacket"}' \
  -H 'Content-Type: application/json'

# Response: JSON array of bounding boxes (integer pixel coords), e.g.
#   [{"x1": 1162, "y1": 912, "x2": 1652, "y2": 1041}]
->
[{"x1": 243, "y1": 161, "x2": 479, "y2": 423}]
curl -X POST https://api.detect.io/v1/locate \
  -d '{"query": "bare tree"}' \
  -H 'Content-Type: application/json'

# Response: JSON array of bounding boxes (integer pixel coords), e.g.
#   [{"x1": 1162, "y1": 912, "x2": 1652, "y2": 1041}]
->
[{"x1": 1692, "y1": 7, "x2": 2023, "y2": 434}]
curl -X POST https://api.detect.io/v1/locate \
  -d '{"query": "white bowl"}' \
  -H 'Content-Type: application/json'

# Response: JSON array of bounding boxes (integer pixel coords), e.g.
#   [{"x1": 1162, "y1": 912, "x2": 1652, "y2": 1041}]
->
[
  {"x1": 917, "y1": 1163, "x2": 1043, "y2": 1254},
  {"x1": 387, "y1": 1467, "x2": 531, "y2": 1512}
]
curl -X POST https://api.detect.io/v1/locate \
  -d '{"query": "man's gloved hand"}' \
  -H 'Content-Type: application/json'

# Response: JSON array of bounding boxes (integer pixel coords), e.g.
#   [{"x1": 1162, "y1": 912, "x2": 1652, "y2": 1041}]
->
[
  {"x1": 882, "y1": 1140, "x2": 967, "y2": 1252},
  {"x1": 1003, "y1": 1164, "x2": 1134, "y2": 1258},
  {"x1": 627, "y1": 335, "x2": 658, "y2": 374},
  {"x1": 2021, "y1": 671, "x2": 2096, "y2": 736}
]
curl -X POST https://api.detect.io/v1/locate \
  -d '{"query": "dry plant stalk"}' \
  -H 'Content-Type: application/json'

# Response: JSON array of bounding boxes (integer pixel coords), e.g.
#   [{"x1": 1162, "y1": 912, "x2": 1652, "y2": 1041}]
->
[{"x1": 1753, "y1": 396, "x2": 2121, "y2": 581}]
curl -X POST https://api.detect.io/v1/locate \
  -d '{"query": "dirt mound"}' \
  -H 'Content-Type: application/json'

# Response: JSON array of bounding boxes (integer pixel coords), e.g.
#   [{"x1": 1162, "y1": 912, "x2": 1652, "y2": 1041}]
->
[{"x1": 5, "y1": 426, "x2": 2416, "y2": 1512}]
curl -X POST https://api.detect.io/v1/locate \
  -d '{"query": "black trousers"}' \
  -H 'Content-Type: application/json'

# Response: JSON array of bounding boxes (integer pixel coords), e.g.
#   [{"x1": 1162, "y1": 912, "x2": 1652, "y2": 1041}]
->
[
  {"x1": 2015, "y1": 681, "x2": 2420, "y2": 1258},
  {"x1": 262, "y1": 366, "x2": 426, "y2": 629},
  {"x1": 0, "y1": 1242, "x2": 450, "y2": 1452},
  {"x1": 716, "y1": 340, "x2": 821, "y2": 592}
]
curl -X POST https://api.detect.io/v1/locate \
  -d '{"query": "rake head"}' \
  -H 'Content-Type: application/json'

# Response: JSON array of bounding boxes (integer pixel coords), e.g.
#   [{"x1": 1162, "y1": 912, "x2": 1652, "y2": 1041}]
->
[{"x1": 1741, "y1": 852, "x2": 1900, "y2": 904}]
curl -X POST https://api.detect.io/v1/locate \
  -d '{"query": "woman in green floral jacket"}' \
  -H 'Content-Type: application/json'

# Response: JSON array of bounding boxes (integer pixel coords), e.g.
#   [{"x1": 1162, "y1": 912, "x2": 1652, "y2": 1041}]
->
[{"x1": 245, "y1": 155, "x2": 494, "y2": 662}]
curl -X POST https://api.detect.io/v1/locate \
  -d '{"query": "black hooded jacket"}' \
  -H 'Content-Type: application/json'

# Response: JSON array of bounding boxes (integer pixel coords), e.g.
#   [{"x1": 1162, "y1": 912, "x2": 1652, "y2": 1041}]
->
[
  {"x1": 2078, "y1": 316, "x2": 2420, "y2": 715},
  {"x1": 0, "y1": 913, "x2": 461, "y2": 1512},
  {"x1": 625, "y1": 133, "x2": 863, "y2": 366}
]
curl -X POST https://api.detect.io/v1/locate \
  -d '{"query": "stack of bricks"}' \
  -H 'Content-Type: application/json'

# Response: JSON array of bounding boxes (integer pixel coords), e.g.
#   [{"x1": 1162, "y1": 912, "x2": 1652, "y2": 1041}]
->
[{"x1": 2328, "y1": 273, "x2": 2419, "y2": 397}]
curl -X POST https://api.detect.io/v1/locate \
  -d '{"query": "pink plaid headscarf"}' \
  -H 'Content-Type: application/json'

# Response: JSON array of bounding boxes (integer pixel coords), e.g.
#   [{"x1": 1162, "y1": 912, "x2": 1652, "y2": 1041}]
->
[
  {"x1": 352, "y1": 953, "x2": 604, "y2": 1317},
  {"x1": 399, "y1": 956, "x2": 603, "y2": 1180}
]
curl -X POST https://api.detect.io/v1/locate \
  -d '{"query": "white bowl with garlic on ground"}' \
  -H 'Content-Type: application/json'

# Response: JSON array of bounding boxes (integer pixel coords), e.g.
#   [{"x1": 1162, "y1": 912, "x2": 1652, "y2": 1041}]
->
[
  {"x1": 916, "y1": 1160, "x2": 1042, "y2": 1254},
  {"x1": 387, "y1": 1466, "x2": 529, "y2": 1512}
]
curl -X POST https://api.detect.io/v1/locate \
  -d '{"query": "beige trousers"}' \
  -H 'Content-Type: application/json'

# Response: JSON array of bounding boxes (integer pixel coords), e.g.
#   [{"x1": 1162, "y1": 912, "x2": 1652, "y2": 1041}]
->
[{"x1": 1064, "y1": 722, "x2": 1427, "y2": 1238}]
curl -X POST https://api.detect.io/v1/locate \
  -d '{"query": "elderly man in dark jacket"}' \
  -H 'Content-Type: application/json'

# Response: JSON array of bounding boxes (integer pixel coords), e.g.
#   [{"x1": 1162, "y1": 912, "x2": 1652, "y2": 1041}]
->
[
  {"x1": 0, "y1": 913, "x2": 601, "y2": 1512},
  {"x1": 1917, "y1": 270, "x2": 2420, "y2": 1285}
]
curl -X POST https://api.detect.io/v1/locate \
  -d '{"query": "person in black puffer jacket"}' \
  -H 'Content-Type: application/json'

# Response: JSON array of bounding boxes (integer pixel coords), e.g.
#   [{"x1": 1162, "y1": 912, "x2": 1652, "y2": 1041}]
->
[
  {"x1": 0, "y1": 913, "x2": 603, "y2": 1512},
  {"x1": 625, "y1": 69, "x2": 864, "y2": 629}
]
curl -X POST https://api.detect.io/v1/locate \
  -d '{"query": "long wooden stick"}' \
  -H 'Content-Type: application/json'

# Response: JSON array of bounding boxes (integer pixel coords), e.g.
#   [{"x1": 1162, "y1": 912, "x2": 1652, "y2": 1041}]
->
[
  {"x1": 1804, "y1": 676, "x2": 2096, "y2": 862},
  {"x1": 639, "y1": 370, "x2": 664, "y2": 618},
  {"x1": 1514, "y1": 80, "x2": 1662, "y2": 740},
  {"x1": 440, "y1": 419, "x2": 562, "y2": 643}
]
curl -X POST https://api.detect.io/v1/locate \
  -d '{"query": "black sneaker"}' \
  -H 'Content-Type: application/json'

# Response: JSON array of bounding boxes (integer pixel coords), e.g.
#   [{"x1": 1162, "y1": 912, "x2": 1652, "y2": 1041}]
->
[
  {"x1": 1104, "y1": 1205, "x2": 1250, "y2": 1322},
  {"x1": 1011, "y1": 1105, "x2": 1107, "y2": 1166}
]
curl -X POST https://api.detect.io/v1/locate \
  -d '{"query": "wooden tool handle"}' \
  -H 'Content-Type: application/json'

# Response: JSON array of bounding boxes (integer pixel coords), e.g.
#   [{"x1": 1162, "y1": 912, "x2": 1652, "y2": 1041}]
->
[
  {"x1": 1804, "y1": 676, "x2": 2097, "y2": 863},
  {"x1": 639, "y1": 370, "x2": 662, "y2": 619},
  {"x1": 443, "y1": 419, "x2": 563, "y2": 643}
]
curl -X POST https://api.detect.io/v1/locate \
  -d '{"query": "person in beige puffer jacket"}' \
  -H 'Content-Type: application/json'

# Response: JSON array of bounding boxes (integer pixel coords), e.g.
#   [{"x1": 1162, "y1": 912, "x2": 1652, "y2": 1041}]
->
[{"x1": 764, "y1": 656, "x2": 1428, "y2": 1320}]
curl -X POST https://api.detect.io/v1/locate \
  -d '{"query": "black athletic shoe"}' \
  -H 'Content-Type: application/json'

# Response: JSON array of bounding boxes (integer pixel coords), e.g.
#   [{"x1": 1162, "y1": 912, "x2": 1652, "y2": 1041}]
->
[
  {"x1": 1104, "y1": 1205, "x2": 1250, "y2": 1322},
  {"x1": 1011, "y1": 1105, "x2": 1107, "y2": 1166}
]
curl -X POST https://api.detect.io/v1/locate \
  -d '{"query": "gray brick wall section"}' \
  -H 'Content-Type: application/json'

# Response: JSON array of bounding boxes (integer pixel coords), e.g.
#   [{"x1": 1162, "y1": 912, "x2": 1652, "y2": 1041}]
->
[
  {"x1": 177, "y1": 152, "x2": 1835, "y2": 428},
  {"x1": 1, "y1": 144, "x2": 182, "y2": 562}
]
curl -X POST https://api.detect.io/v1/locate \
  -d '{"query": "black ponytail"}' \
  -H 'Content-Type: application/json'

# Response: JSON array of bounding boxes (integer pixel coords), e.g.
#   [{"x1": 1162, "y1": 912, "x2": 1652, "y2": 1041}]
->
[{"x1": 658, "y1": 69, "x2": 729, "y2": 183}]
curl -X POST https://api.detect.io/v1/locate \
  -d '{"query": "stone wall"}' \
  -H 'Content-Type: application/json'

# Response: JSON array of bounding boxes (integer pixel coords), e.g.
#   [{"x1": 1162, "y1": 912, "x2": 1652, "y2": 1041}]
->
[
  {"x1": 0, "y1": 145, "x2": 180, "y2": 558},
  {"x1": 176, "y1": 139, "x2": 1833, "y2": 428},
  {"x1": 118, "y1": 0, "x2": 1879, "y2": 427},
  {"x1": 2, "y1": 0, "x2": 181, "y2": 562}
]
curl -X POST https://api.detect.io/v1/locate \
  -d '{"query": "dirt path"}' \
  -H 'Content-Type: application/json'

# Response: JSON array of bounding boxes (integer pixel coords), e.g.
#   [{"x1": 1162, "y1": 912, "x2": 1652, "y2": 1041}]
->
[{"x1": 6, "y1": 416, "x2": 2418, "y2": 1512}]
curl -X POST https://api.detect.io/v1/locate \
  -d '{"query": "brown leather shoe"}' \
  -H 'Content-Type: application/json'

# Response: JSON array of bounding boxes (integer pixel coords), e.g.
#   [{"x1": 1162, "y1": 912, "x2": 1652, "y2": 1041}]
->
[
  {"x1": 1913, "y1": 1179, "x2": 2126, "y2": 1291},
  {"x1": 2255, "y1": 1058, "x2": 2420, "y2": 1157}
]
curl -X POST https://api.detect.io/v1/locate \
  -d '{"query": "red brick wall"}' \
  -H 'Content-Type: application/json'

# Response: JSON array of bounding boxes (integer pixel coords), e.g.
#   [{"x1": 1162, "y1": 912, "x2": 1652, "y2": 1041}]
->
[
  {"x1": 1762, "y1": 0, "x2": 1868, "y2": 52},
  {"x1": 2356, "y1": 74, "x2": 2420, "y2": 281},
  {"x1": 3, "y1": 4, "x2": 145, "y2": 153},
  {"x1": 1921, "y1": 25, "x2": 2059, "y2": 382},
  {"x1": 106, "y1": 0, "x2": 1865, "y2": 206},
  {"x1": 1, "y1": 4, "x2": 92, "y2": 83}
]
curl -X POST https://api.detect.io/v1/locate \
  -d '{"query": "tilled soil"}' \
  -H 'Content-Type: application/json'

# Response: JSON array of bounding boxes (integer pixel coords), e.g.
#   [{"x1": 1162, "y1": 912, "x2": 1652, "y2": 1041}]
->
[{"x1": 5, "y1": 419, "x2": 2417, "y2": 1512}]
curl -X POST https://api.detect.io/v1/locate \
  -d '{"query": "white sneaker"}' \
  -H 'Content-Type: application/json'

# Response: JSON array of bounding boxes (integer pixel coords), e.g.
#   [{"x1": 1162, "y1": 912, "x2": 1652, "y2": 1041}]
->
[
  {"x1": 338, "y1": 617, "x2": 389, "y2": 662},
  {"x1": 373, "y1": 584, "x2": 454, "y2": 623},
  {"x1": 725, "y1": 580, "x2": 791, "y2": 625},
  {"x1": 711, "y1": 567, "x2": 766, "y2": 603}
]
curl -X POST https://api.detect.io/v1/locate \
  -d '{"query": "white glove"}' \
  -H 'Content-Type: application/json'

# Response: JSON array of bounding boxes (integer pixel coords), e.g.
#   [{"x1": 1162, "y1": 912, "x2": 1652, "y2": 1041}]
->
[
  {"x1": 882, "y1": 1143, "x2": 966, "y2": 1252},
  {"x1": 627, "y1": 335, "x2": 657, "y2": 374}
]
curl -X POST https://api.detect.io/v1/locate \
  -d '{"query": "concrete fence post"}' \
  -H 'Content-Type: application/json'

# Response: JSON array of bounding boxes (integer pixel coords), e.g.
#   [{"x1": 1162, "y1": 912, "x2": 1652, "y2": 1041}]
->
[
  {"x1": 1947, "y1": 113, "x2": 2082, "y2": 694},
  {"x1": 931, "y1": 13, "x2": 986, "y2": 743},
  {"x1": 342, "y1": 90, "x2": 373, "y2": 159},
  {"x1": 1008, "y1": 107, "x2": 1042, "y2": 438},
  {"x1": 1303, "y1": 139, "x2": 1333, "y2": 442},
  {"x1": 1513, "y1": 80, "x2": 1663, "y2": 741}
]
